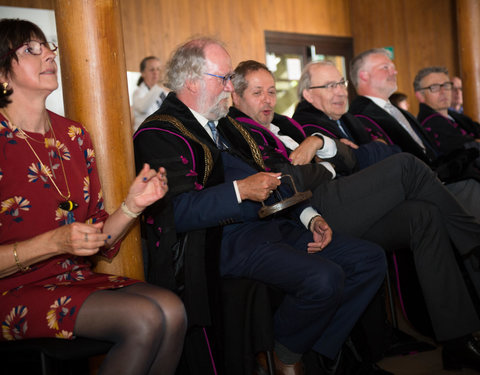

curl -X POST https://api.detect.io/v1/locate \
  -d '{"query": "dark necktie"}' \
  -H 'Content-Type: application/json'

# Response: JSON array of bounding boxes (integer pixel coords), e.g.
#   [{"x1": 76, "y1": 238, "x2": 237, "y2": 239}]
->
[{"x1": 336, "y1": 119, "x2": 353, "y2": 141}]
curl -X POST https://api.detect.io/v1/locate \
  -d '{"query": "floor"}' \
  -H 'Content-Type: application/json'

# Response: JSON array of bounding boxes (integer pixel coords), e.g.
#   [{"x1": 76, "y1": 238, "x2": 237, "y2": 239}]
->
[{"x1": 376, "y1": 299, "x2": 478, "y2": 375}]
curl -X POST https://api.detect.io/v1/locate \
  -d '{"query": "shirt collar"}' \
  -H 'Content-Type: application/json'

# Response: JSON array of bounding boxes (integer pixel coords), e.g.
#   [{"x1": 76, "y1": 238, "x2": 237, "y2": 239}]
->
[
  {"x1": 365, "y1": 95, "x2": 389, "y2": 109},
  {"x1": 189, "y1": 107, "x2": 216, "y2": 128}
]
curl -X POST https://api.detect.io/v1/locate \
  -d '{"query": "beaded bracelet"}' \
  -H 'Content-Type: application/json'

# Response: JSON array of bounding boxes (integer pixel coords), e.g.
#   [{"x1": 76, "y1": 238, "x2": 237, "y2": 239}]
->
[
  {"x1": 120, "y1": 201, "x2": 141, "y2": 219},
  {"x1": 13, "y1": 242, "x2": 31, "y2": 272}
]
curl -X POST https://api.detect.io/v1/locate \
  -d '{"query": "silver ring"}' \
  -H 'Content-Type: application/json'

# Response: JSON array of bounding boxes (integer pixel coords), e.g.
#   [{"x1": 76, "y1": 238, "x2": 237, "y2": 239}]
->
[{"x1": 85, "y1": 233, "x2": 88, "y2": 242}]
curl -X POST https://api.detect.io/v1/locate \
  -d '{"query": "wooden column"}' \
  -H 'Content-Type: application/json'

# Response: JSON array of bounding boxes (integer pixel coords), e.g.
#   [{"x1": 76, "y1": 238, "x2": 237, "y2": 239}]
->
[
  {"x1": 456, "y1": 0, "x2": 480, "y2": 122},
  {"x1": 54, "y1": 0, "x2": 144, "y2": 280}
]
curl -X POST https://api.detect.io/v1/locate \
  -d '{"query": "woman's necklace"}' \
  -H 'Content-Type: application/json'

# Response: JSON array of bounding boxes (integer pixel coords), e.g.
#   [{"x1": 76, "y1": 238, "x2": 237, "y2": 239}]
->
[{"x1": 0, "y1": 108, "x2": 78, "y2": 214}]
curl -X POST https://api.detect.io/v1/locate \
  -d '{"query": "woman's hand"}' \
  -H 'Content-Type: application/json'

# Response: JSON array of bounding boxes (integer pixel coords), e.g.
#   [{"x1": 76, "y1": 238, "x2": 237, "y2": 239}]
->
[
  {"x1": 124, "y1": 164, "x2": 168, "y2": 214},
  {"x1": 48, "y1": 222, "x2": 108, "y2": 256}
]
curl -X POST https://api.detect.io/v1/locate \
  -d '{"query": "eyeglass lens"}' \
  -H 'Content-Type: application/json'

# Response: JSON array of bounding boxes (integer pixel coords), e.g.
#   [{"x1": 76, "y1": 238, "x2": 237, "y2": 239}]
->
[
  {"x1": 427, "y1": 82, "x2": 453, "y2": 92},
  {"x1": 25, "y1": 41, "x2": 57, "y2": 55}
]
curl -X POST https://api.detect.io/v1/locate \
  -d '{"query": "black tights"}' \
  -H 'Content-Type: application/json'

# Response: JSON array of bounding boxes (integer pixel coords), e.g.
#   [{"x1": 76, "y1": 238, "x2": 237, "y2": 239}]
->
[{"x1": 74, "y1": 283, "x2": 187, "y2": 375}]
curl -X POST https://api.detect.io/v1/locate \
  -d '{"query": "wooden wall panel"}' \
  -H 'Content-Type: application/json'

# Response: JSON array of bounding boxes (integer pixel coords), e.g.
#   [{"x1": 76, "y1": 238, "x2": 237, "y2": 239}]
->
[
  {"x1": 1, "y1": 0, "x2": 459, "y2": 116},
  {"x1": 118, "y1": 0, "x2": 351, "y2": 72},
  {"x1": 0, "y1": 0, "x2": 53, "y2": 8},
  {"x1": 349, "y1": 0, "x2": 458, "y2": 115}
]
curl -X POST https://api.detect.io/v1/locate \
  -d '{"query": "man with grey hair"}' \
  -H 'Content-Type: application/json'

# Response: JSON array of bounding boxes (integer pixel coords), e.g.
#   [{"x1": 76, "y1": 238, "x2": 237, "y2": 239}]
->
[
  {"x1": 348, "y1": 48, "x2": 480, "y2": 219},
  {"x1": 133, "y1": 38, "x2": 387, "y2": 375},
  {"x1": 414, "y1": 66, "x2": 480, "y2": 165},
  {"x1": 293, "y1": 60, "x2": 400, "y2": 169}
]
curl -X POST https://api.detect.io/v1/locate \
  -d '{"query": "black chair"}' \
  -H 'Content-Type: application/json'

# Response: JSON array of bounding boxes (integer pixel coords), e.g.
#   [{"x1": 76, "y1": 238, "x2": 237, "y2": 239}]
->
[
  {"x1": 220, "y1": 278, "x2": 280, "y2": 375},
  {"x1": 0, "y1": 337, "x2": 113, "y2": 375}
]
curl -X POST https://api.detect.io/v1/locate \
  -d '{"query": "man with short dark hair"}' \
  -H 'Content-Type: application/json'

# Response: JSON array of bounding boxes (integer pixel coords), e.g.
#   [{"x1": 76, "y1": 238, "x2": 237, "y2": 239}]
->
[
  {"x1": 414, "y1": 66, "x2": 480, "y2": 163},
  {"x1": 134, "y1": 39, "x2": 387, "y2": 375},
  {"x1": 229, "y1": 58, "x2": 480, "y2": 372}
]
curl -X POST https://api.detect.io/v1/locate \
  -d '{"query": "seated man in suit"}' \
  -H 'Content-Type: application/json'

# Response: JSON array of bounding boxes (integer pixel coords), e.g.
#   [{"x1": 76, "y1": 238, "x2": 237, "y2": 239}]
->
[
  {"x1": 229, "y1": 59, "x2": 480, "y2": 372},
  {"x1": 414, "y1": 66, "x2": 480, "y2": 165},
  {"x1": 133, "y1": 38, "x2": 387, "y2": 375},
  {"x1": 348, "y1": 48, "x2": 480, "y2": 218},
  {"x1": 292, "y1": 60, "x2": 400, "y2": 170}
]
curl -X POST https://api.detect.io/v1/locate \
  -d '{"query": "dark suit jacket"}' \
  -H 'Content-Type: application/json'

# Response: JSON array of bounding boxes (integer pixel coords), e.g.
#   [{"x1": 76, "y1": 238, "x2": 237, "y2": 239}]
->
[
  {"x1": 292, "y1": 100, "x2": 400, "y2": 169},
  {"x1": 349, "y1": 95, "x2": 438, "y2": 164},
  {"x1": 349, "y1": 95, "x2": 480, "y2": 183}
]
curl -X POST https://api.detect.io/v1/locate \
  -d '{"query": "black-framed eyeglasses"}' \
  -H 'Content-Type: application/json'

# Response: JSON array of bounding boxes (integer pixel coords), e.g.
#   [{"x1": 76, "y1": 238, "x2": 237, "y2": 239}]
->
[
  {"x1": 309, "y1": 79, "x2": 348, "y2": 90},
  {"x1": 204, "y1": 72, "x2": 236, "y2": 86},
  {"x1": 1, "y1": 40, "x2": 58, "y2": 60},
  {"x1": 419, "y1": 82, "x2": 453, "y2": 93}
]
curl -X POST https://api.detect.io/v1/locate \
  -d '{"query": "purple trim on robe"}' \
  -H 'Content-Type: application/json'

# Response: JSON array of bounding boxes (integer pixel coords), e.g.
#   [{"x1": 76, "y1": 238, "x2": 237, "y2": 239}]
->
[
  {"x1": 353, "y1": 115, "x2": 394, "y2": 145},
  {"x1": 301, "y1": 123, "x2": 339, "y2": 139},
  {"x1": 285, "y1": 117, "x2": 307, "y2": 137},
  {"x1": 134, "y1": 127, "x2": 197, "y2": 173},
  {"x1": 235, "y1": 117, "x2": 290, "y2": 159}
]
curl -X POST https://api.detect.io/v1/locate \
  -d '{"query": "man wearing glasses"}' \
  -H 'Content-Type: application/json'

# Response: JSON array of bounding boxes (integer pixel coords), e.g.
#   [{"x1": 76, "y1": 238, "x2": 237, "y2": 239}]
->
[
  {"x1": 292, "y1": 60, "x2": 400, "y2": 170},
  {"x1": 133, "y1": 38, "x2": 388, "y2": 375},
  {"x1": 414, "y1": 66, "x2": 480, "y2": 163},
  {"x1": 348, "y1": 48, "x2": 480, "y2": 219}
]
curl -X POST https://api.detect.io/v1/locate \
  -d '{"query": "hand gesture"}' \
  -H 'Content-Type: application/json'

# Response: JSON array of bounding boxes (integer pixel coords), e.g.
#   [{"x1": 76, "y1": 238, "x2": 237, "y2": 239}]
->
[
  {"x1": 307, "y1": 216, "x2": 333, "y2": 253},
  {"x1": 48, "y1": 222, "x2": 108, "y2": 256},
  {"x1": 237, "y1": 172, "x2": 281, "y2": 201},
  {"x1": 124, "y1": 164, "x2": 168, "y2": 214},
  {"x1": 289, "y1": 136, "x2": 324, "y2": 165}
]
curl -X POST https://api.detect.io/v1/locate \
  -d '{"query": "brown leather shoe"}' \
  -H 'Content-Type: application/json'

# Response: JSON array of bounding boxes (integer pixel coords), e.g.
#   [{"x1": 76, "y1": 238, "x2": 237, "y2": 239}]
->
[
  {"x1": 273, "y1": 351, "x2": 304, "y2": 375},
  {"x1": 255, "y1": 351, "x2": 304, "y2": 375}
]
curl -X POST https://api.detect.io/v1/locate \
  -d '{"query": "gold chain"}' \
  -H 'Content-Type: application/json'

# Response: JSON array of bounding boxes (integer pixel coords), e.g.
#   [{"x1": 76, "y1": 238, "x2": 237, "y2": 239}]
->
[{"x1": 0, "y1": 109, "x2": 72, "y2": 202}]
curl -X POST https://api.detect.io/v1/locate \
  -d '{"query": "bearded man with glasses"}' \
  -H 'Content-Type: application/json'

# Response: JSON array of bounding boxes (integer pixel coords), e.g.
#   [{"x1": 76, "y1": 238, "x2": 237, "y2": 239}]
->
[{"x1": 414, "y1": 66, "x2": 480, "y2": 167}]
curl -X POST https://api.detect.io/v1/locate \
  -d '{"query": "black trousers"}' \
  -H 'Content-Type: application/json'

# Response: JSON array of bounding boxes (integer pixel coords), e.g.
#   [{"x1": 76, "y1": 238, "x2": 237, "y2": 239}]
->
[{"x1": 304, "y1": 152, "x2": 480, "y2": 341}]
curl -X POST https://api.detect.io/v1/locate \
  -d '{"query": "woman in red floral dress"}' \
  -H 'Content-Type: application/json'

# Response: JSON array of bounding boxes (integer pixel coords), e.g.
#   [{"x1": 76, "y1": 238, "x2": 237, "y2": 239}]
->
[{"x1": 0, "y1": 18, "x2": 186, "y2": 375}]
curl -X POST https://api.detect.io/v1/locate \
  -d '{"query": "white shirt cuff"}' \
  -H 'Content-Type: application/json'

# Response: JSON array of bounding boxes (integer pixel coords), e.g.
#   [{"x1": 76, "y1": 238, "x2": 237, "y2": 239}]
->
[
  {"x1": 233, "y1": 181, "x2": 242, "y2": 203},
  {"x1": 313, "y1": 133, "x2": 337, "y2": 159},
  {"x1": 300, "y1": 206, "x2": 321, "y2": 230}
]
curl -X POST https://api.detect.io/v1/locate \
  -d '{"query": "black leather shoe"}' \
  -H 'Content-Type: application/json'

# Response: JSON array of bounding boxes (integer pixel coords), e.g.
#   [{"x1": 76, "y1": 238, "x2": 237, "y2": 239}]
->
[{"x1": 442, "y1": 335, "x2": 480, "y2": 371}]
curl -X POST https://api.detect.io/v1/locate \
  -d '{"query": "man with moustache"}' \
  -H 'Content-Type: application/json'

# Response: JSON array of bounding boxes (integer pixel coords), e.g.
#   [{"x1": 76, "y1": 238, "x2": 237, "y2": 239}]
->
[
  {"x1": 414, "y1": 66, "x2": 480, "y2": 164},
  {"x1": 348, "y1": 48, "x2": 480, "y2": 218},
  {"x1": 228, "y1": 59, "x2": 480, "y2": 372},
  {"x1": 133, "y1": 38, "x2": 387, "y2": 375}
]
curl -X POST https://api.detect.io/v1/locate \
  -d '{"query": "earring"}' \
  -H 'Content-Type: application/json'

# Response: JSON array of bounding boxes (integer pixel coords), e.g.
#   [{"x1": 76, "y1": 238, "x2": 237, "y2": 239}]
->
[{"x1": 2, "y1": 82, "x2": 8, "y2": 95}]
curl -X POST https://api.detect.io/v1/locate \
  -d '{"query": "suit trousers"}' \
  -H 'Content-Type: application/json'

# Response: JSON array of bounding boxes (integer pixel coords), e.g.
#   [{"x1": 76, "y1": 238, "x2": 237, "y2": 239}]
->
[
  {"x1": 311, "y1": 152, "x2": 480, "y2": 341},
  {"x1": 221, "y1": 221, "x2": 386, "y2": 359}
]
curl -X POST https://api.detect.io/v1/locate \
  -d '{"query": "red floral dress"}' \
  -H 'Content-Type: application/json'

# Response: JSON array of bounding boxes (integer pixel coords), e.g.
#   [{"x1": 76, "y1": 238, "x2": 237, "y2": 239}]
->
[{"x1": 0, "y1": 111, "x2": 139, "y2": 341}]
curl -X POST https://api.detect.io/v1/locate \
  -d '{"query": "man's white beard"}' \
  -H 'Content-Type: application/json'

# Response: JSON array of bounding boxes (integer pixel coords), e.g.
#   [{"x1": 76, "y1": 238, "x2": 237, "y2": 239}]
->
[{"x1": 198, "y1": 91, "x2": 230, "y2": 120}]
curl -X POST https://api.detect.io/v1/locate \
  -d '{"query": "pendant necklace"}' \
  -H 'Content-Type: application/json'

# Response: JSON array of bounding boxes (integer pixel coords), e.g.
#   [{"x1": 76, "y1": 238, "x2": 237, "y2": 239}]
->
[{"x1": 1, "y1": 109, "x2": 78, "y2": 219}]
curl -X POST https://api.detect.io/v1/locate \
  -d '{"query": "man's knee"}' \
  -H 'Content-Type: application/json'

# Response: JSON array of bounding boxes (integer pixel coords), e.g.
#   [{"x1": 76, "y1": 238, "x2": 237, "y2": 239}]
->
[{"x1": 300, "y1": 263, "x2": 345, "y2": 306}]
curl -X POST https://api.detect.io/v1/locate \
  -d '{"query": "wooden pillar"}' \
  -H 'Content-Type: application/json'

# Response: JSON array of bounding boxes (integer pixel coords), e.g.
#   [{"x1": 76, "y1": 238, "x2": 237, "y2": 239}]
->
[
  {"x1": 456, "y1": 0, "x2": 480, "y2": 122},
  {"x1": 54, "y1": 0, "x2": 144, "y2": 280}
]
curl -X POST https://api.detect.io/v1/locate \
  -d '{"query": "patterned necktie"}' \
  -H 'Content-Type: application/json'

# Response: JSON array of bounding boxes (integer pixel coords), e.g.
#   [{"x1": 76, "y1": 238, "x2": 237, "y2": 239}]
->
[
  {"x1": 384, "y1": 102, "x2": 425, "y2": 150},
  {"x1": 207, "y1": 120, "x2": 221, "y2": 148}
]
